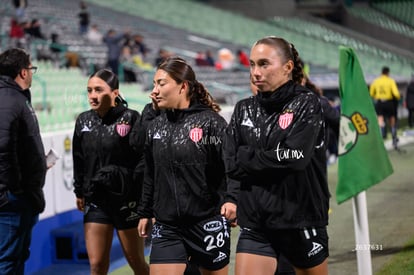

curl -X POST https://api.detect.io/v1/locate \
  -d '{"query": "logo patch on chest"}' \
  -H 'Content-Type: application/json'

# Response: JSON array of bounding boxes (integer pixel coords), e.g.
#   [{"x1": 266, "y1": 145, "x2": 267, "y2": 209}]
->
[
  {"x1": 189, "y1": 127, "x2": 203, "y2": 142},
  {"x1": 116, "y1": 122, "x2": 131, "y2": 137},
  {"x1": 278, "y1": 112, "x2": 294, "y2": 129}
]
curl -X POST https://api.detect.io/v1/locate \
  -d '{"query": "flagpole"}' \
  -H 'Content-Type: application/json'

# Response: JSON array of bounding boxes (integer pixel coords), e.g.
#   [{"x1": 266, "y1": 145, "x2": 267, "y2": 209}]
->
[{"x1": 352, "y1": 191, "x2": 373, "y2": 275}]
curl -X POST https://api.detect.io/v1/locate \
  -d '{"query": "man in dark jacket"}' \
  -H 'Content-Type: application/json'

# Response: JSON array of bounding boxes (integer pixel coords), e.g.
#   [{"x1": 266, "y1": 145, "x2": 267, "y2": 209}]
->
[{"x1": 0, "y1": 48, "x2": 47, "y2": 274}]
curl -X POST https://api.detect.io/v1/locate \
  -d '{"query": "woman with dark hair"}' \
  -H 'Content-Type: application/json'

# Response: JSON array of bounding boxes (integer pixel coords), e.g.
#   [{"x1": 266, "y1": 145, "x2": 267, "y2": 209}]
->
[
  {"x1": 72, "y1": 69, "x2": 148, "y2": 275},
  {"x1": 137, "y1": 57, "x2": 238, "y2": 275},
  {"x1": 224, "y1": 36, "x2": 330, "y2": 275}
]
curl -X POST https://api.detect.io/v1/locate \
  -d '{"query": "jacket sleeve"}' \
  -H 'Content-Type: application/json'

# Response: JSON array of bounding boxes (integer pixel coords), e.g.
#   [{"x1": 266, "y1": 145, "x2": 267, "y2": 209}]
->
[
  {"x1": 6, "y1": 99, "x2": 47, "y2": 204},
  {"x1": 130, "y1": 103, "x2": 160, "y2": 154},
  {"x1": 210, "y1": 114, "x2": 239, "y2": 205},
  {"x1": 223, "y1": 102, "x2": 250, "y2": 180},
  {"x1": 224, "y1": 174, "x2": 239, "y2": 204},
  {"x1": 72, "y1": 119, "x2": 84, "y2": 198},
  {"x1": 137, "y1": 128, "x2": 155, "y2": 218},
  {"x1": 236, "y1": 98, "x2": 324, "y2": 175},
  {"x1": 19, "y1": 106, "x2": 47, "y2": 191},
  {"x1": 10, "y1": 99, "x2": 47, "y2": 213},
  {"x1": 130, "y1": 105, "x2": 160, "y2": 205},
  {"x1": 1, "y1": 100, "x2": 22, "y2": 190}
]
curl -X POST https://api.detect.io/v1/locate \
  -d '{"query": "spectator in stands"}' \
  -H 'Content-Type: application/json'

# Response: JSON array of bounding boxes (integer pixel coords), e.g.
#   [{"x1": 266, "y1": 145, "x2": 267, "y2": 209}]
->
[
  {"x1": 236, "y1": 49, "x2": 250, "y2": 68},
  {"x1": 205, "y1": 50, "x2": 215, "y2": 66},
  {"x1": 119, "y1": 45, "x2": 138, "y2": 82},
  {"x1": 86, "y1": 24, "x2": 103, "y2": 44},
  {"x1": 195, "y1": 51, "x2": 208, "y2": 66},
  {"x1": 49, "y1": 33, "x2": 80, "y2": 68},
  {"x1": 224, "y1": 36, "x2": 329, "y2": 275},
  {"x1": 406, "y1": 74, "x2": 414, "y2": 128},
  {"x1": 0, "y1": 47, "x2": 47, "y2": 275},
  {"x1": 103, "y1": 29, "x2": 130, "y2": 75},
  {"x1": 49, "y1": 33, "x2": 66, "y2": 54},
  {"x1": 369, "y1": 66, "x2": 401, "y2": 148},
  {"x1": 78, "y1": 1, "x2": 90, "y2": 35},
  {"x1": 12, "y1": 0, "x2": 28, "y2": 22},
  {"x1": 72, "y1": 69, "x2": 149, "y2": 275},
  {"x1": 122, "y1": 34, "x2": 153, "y2": 71},
  {"x1": 21, "y1": 20, "x2": 32, "y2": 36},
  {"x1": 137, "y1": 57, "x2": 237, "y2": 275},
  {"x1": 195, "y1": 50, "x2": 215, "y2": 67},
  {"x1": 26, "y1": 18, "x2": 46, "y2": 40},
  {"x1": 154, "y1": 47, "x2": 172, "y2": 67},
  {"x1": 119, "y1": 42, "x2": 153, "y2": 83},
  {"x1": 9, "y1": 17, "x2": 25, "y2": 47},
  {"x1": 216, "y1": 48, "x2": 235, "y2": 71},
  {"x1": 129, "y1": 34, "x2": 150, "y2": 60}
]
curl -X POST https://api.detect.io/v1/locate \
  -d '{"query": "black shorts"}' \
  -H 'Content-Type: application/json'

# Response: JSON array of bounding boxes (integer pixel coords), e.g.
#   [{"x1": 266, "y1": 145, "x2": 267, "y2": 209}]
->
[
  {"x1": 375, "y1": 100, "x2": 397, "y2": 118},
  {"x1": 236, "y1": 226, "x2": 329, "y2": 269},
  {"x1": 150, "y1": 215, "x2": 231, "y2": 270},
  {"x1": 83, "y1": 200, "x2": 139, "y2": 230}
]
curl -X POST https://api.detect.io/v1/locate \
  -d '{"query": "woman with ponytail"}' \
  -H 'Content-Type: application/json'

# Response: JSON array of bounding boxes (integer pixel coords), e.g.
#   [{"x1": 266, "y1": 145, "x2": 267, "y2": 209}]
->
[
  {"x1": 224, "y1": 36, "x2": 330, "y2": 275},
  {"x1": 72, "y1": 69, "x2": 149, "y2": 275},
  {"x1": 137, "y1": 57, "x2": 238, "y2": 275}
]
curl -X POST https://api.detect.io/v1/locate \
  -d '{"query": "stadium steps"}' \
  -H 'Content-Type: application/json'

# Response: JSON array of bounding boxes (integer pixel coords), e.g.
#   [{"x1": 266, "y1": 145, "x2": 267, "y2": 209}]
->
[
  {"x1": 346, "y1": 5, "x2": 414, "y2": 38},
  {"x1": 267, "y1": 16, "x2": 413, "y2": 79},
  {"x1": 85, "y1": 0, "x2": 413, "y2": 78},
  {"x1": 371, "y1": 0, "x2": 414, "y2": 28}
]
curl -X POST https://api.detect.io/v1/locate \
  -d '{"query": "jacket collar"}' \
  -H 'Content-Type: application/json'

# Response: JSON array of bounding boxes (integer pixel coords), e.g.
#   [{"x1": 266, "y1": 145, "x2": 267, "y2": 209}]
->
[
  {"x1": 256, "y1": 80, "x2": 307, "y2": 114},
  {"x1": 95, "y1": 104, "x2": 127, "y2": 124},
  {"x1": 165, "y1": 102, "x2": 210, "y2": 122},
  {"x1": 0, "y1": 75, "x2": 31, "y2": 102}
]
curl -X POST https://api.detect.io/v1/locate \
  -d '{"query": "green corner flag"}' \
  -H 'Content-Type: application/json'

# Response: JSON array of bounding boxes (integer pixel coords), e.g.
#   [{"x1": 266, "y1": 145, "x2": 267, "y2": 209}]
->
[{"x1": 336, "y1": 46, "x2": 393, "y2": 204}]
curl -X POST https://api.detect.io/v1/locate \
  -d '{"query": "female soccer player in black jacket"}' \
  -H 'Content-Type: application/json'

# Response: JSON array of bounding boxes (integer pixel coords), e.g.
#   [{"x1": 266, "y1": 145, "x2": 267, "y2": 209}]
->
[
  {"x1": 224, "y1": 37, "x2": 330, "y2": 275},
  {"x1": 72, "y1": 69, "x2": 148, "y2": 275},
  {"x1": 137, "y1": 57, "x2": 238, "y2": 275}
]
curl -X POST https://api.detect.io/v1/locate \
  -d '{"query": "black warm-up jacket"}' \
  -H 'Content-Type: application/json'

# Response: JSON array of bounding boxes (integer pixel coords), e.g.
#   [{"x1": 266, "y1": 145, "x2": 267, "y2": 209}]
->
[
  {"x1": 223, "y1": 80, "x2": 330, "y2": 230},
  {"x1": 138, "y1": 103, "x2": 239, "y2": 225},
  {"x1": 72, "y1": 104, "x2": 142, "y2": 203},
  {"x1": 0, "y1": 75, "x2": 47, "y2": 214}
]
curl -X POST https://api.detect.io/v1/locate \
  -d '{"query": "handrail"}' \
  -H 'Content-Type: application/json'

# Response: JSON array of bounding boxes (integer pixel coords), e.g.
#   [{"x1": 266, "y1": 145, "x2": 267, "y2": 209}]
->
[
  {"x1": 0, "y1": 33, "x2": 9, "y2": 51},
  {"x1": 33, "y1": 74, "x2": 48, "y2": 111}
]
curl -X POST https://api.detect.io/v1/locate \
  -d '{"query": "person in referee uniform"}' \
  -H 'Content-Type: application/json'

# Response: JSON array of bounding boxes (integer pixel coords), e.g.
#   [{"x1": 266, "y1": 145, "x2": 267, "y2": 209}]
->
[{"x1": 369, "y1": 66, "x2": 401, "y2": 148}]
